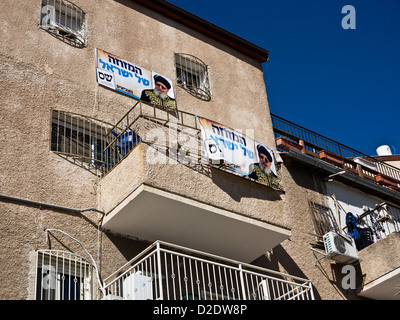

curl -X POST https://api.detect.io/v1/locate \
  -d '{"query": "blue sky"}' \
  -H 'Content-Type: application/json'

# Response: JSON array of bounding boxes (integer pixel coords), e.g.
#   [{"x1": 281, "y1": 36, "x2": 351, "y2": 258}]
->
[{"x1": 167, "y1": 0, "x2": 400, "y2": 156}]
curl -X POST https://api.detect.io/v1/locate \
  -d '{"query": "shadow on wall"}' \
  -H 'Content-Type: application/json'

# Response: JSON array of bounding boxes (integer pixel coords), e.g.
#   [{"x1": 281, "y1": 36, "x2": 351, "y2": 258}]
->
[
  {"x1": 251, "y1": 244, "x2": 322, "y2": 300},
  {"x1": 282, "y1": 157, "x2": 327, "y2": 195},
  {"x1": 145, "y1": 142, "x2": 283, "y2": 203},
  {"x1": 210, "y1": 167, "x2": 283, "y2": 203},
  {"x1": 330, "y1": 263, "x2": 366, "y2": 300},
  {"x1": 256, "y1": 243, "x2": 369, "y2": 300}
]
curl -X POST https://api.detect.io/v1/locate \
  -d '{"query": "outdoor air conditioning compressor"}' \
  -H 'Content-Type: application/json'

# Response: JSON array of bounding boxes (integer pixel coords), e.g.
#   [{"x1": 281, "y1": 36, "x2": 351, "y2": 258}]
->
[{"x1": 323, "y1": 231, "x2": 359, "y2": 264}]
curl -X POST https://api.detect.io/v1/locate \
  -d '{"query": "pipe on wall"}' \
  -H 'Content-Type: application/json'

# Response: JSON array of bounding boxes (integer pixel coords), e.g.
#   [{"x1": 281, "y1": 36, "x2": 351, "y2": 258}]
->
[{"x1": 0, "y1": 193, "x2": 105, "y2": 214}]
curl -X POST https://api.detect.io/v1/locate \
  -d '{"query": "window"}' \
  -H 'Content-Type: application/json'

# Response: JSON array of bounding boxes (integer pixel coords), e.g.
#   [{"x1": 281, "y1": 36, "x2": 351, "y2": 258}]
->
[
  {"x1": 35, "y1": 250, "x2": 93, "y2": 300},
  {"x1": 51, "y1": 110, "x2": 141, "y2": 174},
  {"x1": 51, "y1": 110, "x2": 113, "y2": 170},
  {"x1": 175, "y1": 53, "x2": 211, "y2": 101},
  {"x1": 40, "y1": 0, "x2": 86, "y2": 47},
  {"x1": 308, "y1": 201, "x2": 339, "y2": 240}
]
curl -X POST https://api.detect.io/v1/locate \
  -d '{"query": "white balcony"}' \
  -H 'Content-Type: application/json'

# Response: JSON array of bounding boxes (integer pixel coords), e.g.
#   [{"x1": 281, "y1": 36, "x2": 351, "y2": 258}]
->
[
  {"x1": 99, "y1": 103, "x2": 291, "y2": 262},
  {"x1": 102, "y1": 184, "x2": 290, "y2": 262},
  {"x1": 102, "y1": 241, "x2": 314, "y2": 300}
]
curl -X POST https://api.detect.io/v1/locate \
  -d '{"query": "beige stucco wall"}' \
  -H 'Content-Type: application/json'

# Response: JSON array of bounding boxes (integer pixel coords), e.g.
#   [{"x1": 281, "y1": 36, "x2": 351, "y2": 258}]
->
[
  {"x1": 4, "y1": 0, "x2": 392, "y2": 301},
  {"x1": 0, "y1": 0, "x2": 272, "y2": 142},
  {"x1": 359, "y1": 232, "x2": 400, "y2": 285},
  {"x1": 0, "y1": 0, "x2": 277, "y2": 300}
]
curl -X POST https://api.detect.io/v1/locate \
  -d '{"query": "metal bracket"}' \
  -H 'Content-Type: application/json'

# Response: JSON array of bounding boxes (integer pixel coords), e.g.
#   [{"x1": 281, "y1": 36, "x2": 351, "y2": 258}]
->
[{"x1": 310, "y1": 246, "x2": 329, "y2": 266}]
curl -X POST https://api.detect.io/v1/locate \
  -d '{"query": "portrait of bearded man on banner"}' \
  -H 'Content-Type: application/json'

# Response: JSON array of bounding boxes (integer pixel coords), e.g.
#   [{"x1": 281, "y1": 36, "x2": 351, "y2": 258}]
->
[
  {"x1": 140, "y1": 74, "x2": 177, "y2": 113},
  {"x1": 248, "y1": 143, "x2": 279, "y2": 190}
]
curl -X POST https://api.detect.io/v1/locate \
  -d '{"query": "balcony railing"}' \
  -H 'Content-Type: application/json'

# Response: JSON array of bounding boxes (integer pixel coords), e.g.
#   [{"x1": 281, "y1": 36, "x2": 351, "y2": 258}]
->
[
  {"x1": 101, "y1": 100, "x2": 206, "y2": 176},
  {"x1": 50, "y1": 109, "x2": 140, "y2": 176},
  {"x1": 272, "y1": 113, "x2": 400, "y2": 192},
  {"x1": 343, "y1": 203, "x2": 400, "y2": 251},
  {"x1": 102, "y1": 241, "x2": 314, "y2": 300}
]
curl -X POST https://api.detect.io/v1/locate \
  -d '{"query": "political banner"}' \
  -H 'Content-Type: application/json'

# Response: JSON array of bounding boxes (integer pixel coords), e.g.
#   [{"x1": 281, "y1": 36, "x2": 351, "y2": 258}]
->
[
  {"x1": 95, "y1": 48, "x2": 177, "y2": 114},
  {"x1": 198, "y1": 117, "x2": 279, "y2": 190}
]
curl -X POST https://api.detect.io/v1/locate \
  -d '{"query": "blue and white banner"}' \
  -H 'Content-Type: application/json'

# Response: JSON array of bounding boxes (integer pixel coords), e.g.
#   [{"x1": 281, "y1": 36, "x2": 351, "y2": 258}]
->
[
  {"x1": 198, "y1": 116, "x2": 279, "y2": 190},
  {"x1": 95, "y1": 48, "x2": 177, "y2": 114}
]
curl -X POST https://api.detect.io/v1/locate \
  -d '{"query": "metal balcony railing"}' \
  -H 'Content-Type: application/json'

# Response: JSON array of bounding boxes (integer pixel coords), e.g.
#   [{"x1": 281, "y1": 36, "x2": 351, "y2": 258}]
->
[
  {"x1": 102, "y1": 241, "x2": 314, "y2": 300},
  {"x1": 342, "y1": 203, "x2": 400, "y2": 251},
  {"x1": 101, "y1": 100, "x2": 204, "y2": 175},
  {"x1": 271, "y1": 113, "x2": 400, "y2": 190},
  {"x1": 50, "y1": 102, "x2": 258, "y2": 179},
  {"x1": 50, "y1": 109, "x2": 145, "y2": 176}
]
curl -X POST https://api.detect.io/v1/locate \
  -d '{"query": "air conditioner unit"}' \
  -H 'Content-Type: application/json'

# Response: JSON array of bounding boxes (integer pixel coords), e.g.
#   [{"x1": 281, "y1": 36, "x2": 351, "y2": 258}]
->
[
  {"x1": 122, "y1": 272, "x2": 153, "y2": 300},
  {"x1": 323, "y1": 232, "x2": 359, "y2": 264}
]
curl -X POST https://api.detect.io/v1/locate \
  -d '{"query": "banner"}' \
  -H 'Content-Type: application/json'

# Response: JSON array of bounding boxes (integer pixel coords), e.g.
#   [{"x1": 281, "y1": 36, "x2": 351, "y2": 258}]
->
[
  {"x1": 198, "y1": 117, "x2": 279, "y2": 190},
  {"x1": 95, "y1": 48, "x2": 177, "y2": 114}
]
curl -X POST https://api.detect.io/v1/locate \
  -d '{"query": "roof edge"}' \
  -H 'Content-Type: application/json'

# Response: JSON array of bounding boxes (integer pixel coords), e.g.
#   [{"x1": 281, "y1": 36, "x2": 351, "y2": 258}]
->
[
  {"x1": 282, "y1": 150, "x2": 400, "y2": 205},
  {"x1": 132, "y1": 0, "x2": 269, "y2": 62}
]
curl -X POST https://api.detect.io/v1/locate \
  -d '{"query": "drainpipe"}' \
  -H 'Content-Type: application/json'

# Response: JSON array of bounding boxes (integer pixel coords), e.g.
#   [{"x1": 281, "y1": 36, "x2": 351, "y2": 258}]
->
[{"x1": 0, "y1": 194, "x2": 104, "y2": 214}]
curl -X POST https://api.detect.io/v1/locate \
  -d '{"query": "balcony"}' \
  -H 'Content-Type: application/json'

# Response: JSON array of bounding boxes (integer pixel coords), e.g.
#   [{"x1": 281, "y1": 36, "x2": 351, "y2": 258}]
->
[
  {"x1": 272, "y1": 114, "x2": 400, "y2": 300},
  {"x1": 272, "y1": 114, "x2": 400, "y2": 198},
  {"x1": 341, "y1": 203, "x2": 400, "y2": 299},
  {"x1": 357, "y1": 232, "x2": 400, "y2": 300},
  {"x1": 342, "y1": 203, "x2": 400, "y2": 251},
  {"x1": 63, "y1": 103, "x2": 290, "y2": 262},
  {"x1": 51, "y1": 106, "x2": 291, "y2": 262},
  {"x1": 102, "y1": 241, "x2": 314, "y2": 300}
]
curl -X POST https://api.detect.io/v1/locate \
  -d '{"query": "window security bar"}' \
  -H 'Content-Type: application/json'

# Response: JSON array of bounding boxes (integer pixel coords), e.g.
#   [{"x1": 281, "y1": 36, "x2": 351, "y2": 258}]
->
[
  {"x1": 40, "y1": 0, "x2": 86, "y2": 46},
  {"x1": 35, "y1": 250, "x2": 93, "y2": 300},
  {"x1": 308, "y1": 201, "x2": 340, "y2": 241},
  {"x1": 175, "y1": 53, "x2": 211, "y2": 101},
  {"x1": 50, "y1": 109, "x2": 141, "y2": 176}
]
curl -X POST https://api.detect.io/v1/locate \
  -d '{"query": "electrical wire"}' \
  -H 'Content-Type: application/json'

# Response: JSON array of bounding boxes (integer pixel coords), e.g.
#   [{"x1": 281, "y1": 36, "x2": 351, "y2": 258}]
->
[{"x1": 44, "y1": 228, "x2": 106, "y2": 297}]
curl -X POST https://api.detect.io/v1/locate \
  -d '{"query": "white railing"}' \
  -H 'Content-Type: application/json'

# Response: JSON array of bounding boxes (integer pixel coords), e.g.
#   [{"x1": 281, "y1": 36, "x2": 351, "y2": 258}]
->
[{"x1": 102, "y1": 241, "x2": 314, "y2": 300}]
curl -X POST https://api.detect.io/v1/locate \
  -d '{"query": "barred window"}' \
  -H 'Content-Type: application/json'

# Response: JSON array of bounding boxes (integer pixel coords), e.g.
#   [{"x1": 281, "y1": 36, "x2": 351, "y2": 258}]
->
[
  {"x1": 175, "y1": 53, "x2": 211, "y2": 101},
  {"x1": 308, "y1": 201, "x2": 339, "y2": 240},
  {"x1": 40, "y1": 0, "x2": 86, "y2": 47},
  {"x1": 51, "y1": 110, "x2": 141, "y2": 174},
  {"x1": 35, "y1": 250, "x2": 93, "y2": 300},
  {"x1": 51, "y1": 110, "x2": 112, "y2": 169}
]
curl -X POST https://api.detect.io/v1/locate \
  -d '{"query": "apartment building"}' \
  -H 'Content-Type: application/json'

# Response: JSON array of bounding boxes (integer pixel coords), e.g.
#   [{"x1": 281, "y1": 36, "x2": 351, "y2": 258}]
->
[
  {"x1": 0, "y1": 0, "x2": 398, "y2": 301},
  {"x1": 273, "y1": 115, "x2": 400, "y2": 300}
]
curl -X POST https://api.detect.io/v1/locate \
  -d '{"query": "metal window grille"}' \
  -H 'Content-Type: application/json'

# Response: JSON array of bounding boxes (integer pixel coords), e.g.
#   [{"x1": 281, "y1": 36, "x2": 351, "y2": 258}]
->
[
  {"x1": 35, "y1": 250, "x2": 93, "y2": 300},
  {"x1": 50, "y1": 110, "x2": 125, "y2": 174},
  {"x1": 40, "y1": 0, "x2": 86, "y2": 46},
  {"x1": 308, "y1": 201, "x2": 339, "y2": 240},
  {"x1": 175, "y1": 53, "x2": 211, "y2": 101}
]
